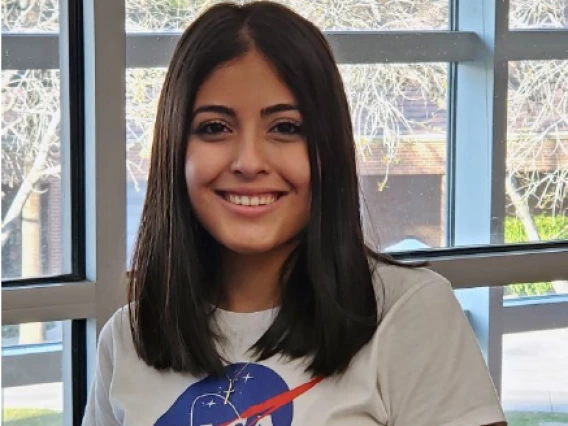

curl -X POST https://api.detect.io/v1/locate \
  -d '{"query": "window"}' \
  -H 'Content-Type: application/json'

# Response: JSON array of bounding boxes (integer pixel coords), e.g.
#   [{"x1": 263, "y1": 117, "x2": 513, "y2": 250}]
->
[
  {"x1": 2, "y1": 0, "x2": 68, "y2": 281},
  {"x1": 126, "y1": 67, "x2": 166, "y2": 261},
  {"x1": 510, "y1": 0, "x2": 568, "y2": 29},
  {"x1": 1, "y1": 0, "x2": 59, "y2": 32},
  {"x1": 506, "y1": 280, "x2": 568, "y2": 298},
  {"x1": 125, "y1": 0, "x2": 449, "y2": 32},
  {"x1": 2, "y1": 0, "x2": 567, "y2": 424},
  {"x1": 505, "y1": 60, "x2": 568, "y2": 246},
  {"x1": 341, "y1": 63, "x2": 449, "y2": 251},
  {"x1": 2, "y1": 321, "x2": 65, "y2": 426},
  {"x1": 2, "y1": 70, "x2": 66, "y2": 280},
  {"x1": 2, "y1": 0, "x2": 87, "y2": 424},
  {"x1": 502, "y1": 328, "x2": 568, "y2": 425}
]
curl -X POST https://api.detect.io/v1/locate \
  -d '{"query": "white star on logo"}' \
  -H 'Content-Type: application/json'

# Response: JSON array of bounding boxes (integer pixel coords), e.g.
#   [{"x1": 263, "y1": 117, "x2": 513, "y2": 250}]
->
[
  {"x1": 242, "y1": 373, "x2": 254, "y2": 383},
  {"x1": 205, "y1": 399, "x2": 216, "y2": 408}
]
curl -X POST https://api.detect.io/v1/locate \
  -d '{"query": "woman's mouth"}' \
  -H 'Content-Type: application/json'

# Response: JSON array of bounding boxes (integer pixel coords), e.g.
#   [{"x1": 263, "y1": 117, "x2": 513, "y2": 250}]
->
[
  {"x1": 223, "y1": 193, "x2": 279, "y2": 206},
  {"x1": 214, "y1": 190, "x2": 287, "y2": 217}
]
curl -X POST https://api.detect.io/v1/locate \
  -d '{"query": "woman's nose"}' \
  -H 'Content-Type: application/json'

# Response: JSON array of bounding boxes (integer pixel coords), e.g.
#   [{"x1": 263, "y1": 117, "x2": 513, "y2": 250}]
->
[{"x1": 230, "y1": 133, "x2": 269, "y2": 178}]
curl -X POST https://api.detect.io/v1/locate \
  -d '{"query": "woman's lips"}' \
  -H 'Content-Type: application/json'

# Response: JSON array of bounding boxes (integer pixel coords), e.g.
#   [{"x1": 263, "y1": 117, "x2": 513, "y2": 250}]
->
[{"x1": 215, "y1": 190, "x2": 287, "y2": 218}]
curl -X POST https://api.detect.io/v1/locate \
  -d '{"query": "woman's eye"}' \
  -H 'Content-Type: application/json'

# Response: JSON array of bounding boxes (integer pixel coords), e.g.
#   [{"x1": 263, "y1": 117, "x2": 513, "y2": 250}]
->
[
  {"x1": 272, "y1": 121, "x2": 302, "y2": 135},
  {"x1": 195, "y1": 121, "x2": 229, "y2": 135}
]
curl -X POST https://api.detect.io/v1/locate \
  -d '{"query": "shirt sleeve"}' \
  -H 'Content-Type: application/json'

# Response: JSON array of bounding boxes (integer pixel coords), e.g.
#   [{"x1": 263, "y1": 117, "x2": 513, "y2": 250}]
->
[
  {"x1": 81, "y1": 317, "x2": 123, "y2": 426},
  {"x1": 376, "y1": 278, "x2": 506, "y2": 426}
]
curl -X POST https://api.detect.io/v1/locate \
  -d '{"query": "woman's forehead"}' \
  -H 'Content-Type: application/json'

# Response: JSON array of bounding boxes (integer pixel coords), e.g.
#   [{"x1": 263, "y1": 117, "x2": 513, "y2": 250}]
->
[{"x1": 193, "y1": 50, "x2": 297, "y2": 110}]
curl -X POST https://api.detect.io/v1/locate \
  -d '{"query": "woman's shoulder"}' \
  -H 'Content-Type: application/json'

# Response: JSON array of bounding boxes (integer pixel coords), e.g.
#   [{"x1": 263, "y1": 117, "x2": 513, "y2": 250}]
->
[
  {"x1": 97, "y1": 305, "x2": 133, "y2": 348},
  {"x1": 371, "y1": 260, "x2": 453, "y2": 317}
]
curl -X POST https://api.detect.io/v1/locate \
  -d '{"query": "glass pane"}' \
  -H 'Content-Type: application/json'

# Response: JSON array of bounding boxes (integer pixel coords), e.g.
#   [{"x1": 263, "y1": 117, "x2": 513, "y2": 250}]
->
[
  {"x1": 504, "y1": 60, "x2": 568, "y2": 247},
  {"x1": 502, "y1": 328, "x2": 568, "y2": 424},
  {"x1": 125, "y1": 64, "x2": 448, "y2": 259},
  {"x1": 454, "y1": 286, "x2": 501, "y2": 353},
  {"x1": 505, "y1": 281, "x2": 568, "y2": 299},
  {"x1": 1, "y1": 321, "x2": 65, "y2": 425},
  {"x1": 510, "y1": 0, "x2": 568, "y2": 29},
  {"x1": 125, "y1": 0, "x2": 448, "y2": 32},
  {"x1": 1, "y1": 0, "x2": 59, "y2": 32},
  {"x1": 342, "y1": 63, "x2": 448, "y2": 252},
  {"x1": 2, "y1": 70, "x2": 66, "y2": 280},
  {"x1": 126, "y1": 68, "x2": 166, "y2": 261}
]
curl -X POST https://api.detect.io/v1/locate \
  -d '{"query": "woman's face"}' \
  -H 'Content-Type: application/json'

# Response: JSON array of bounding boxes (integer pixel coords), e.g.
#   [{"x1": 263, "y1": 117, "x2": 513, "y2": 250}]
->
[{"x1": 185, "y1": 50, "x2": 311, "y2": 255}]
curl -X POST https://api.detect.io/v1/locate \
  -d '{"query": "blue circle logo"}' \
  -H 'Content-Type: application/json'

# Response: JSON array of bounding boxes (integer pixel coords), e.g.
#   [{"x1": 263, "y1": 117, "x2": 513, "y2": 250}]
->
[{"x1": 154, "y1": 363, "x2": 322, "y2": 426}]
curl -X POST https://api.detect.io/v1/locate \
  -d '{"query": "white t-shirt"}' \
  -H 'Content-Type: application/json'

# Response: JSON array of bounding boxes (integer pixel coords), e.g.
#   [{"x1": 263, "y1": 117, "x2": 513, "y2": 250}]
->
[{"x1": 82, "y1": 264, "x2": 506, "y2": 426}]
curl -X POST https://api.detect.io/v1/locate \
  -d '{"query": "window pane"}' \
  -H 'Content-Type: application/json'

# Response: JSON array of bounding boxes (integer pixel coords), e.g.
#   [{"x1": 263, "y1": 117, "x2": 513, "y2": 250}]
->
[
  {"x1": 510, "y1": 0, "x2": 568, "y2": 29},
  {"x1": 505, "y1": 281, "x2": 568, "y2": 299},
  {"x1": 125, "y1": 0, "x2": 448, "y2": 32},
  {"x1": 2, "y1": 69, "x2": 67, "y2": 280},
  {"x1": 125, "y1": 64, "x2": 448, "y2": 258},
  {"x1": 502, "y1": 328, "x2": 568, "y2": 424},
  {"x1": 1, "y1": 0, "x2": 59, "y2": 32},
  {"x1": 126, "y1": 68, "x2": 166, "y2": 262},
  {"x1": 2, "y1": 321, "x2": 64, "y2": 425},
  {"x1": 504, "y1": 60, "x2": 568, "y2": 247},
  {"x1": 342, "y1": 63, "x2": 449, "y2": 252}
]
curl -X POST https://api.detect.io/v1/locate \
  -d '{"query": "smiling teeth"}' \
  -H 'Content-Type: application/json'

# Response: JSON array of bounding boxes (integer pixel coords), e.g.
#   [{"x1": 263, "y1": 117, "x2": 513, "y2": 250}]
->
[{"x1": 227, "y1": 194, "x2": 277, "y2": 206}]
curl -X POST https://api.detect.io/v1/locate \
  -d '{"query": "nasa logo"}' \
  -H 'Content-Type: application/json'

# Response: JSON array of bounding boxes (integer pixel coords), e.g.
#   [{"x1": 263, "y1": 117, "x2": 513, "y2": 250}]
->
[{"x1": 154, "y1": 363, "x2": 322, "y2": 426}]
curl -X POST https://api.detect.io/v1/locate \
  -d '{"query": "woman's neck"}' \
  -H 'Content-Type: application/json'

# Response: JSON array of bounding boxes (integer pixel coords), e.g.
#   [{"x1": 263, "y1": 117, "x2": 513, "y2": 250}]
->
[{"x1": 218, "y1": 244, "x2": 296, "y2": 313}]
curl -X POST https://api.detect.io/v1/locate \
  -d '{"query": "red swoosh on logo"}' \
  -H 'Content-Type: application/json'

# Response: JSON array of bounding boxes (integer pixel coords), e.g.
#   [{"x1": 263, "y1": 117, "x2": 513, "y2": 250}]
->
[{"x1": 219, "y1": 376, "x2": 323, "y2": 426}]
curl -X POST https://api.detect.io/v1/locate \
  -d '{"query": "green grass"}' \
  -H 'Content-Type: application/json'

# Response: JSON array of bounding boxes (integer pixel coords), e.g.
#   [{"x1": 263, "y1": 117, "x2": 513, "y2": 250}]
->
[
  {"x1": 506, "y1": 411, "x2": 568, "y2": 426},
  {"x1": 3, "y1": 408, "x2": 62, "y2": 426}
]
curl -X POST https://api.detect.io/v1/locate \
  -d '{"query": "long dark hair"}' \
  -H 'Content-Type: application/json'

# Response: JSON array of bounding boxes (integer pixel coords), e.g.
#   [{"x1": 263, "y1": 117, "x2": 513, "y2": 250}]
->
[{"x1": 129, "y1": 1, "x2": 404, "y2": 378}]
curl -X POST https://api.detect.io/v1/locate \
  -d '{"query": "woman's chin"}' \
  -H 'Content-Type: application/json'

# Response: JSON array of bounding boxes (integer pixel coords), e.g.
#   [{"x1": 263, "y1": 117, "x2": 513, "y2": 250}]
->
[
  {"x1": 222, "y1": 241, "x2": 278, "y2": 255},
  {"x1": 217, "y1": 234, "x2": 292, "y2": 256}
]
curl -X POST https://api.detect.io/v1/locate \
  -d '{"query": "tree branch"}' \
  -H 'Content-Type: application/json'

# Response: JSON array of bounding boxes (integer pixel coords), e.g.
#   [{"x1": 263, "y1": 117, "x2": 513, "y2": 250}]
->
[{"x1": 2, "y1": 110, "x2": 60, "y2": 248}]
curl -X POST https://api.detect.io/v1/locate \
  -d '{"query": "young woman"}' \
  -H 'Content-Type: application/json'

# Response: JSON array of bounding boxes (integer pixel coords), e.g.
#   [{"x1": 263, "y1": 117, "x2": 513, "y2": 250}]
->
[{"x1": 82, "y1": 2, "x2": 507, "y2": 426}]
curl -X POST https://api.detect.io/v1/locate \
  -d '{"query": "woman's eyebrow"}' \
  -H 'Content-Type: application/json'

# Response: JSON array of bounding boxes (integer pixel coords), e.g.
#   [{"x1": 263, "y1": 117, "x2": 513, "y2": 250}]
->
[
  {"x1": 260, "y1": 103, "x2": 300, "y2": 117},
  {"x1": 192, "y1": 105, "x2": 235, "y2": 119},
  {"x1": 191, "y1": 103, "x2": 300, "y2": 119}
]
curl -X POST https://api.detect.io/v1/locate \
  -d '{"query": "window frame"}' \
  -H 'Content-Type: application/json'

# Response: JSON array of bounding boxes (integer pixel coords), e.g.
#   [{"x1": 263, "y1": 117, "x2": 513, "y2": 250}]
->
[{"x1": 2, "y1": 0, "x2": 86, "y2": 286}]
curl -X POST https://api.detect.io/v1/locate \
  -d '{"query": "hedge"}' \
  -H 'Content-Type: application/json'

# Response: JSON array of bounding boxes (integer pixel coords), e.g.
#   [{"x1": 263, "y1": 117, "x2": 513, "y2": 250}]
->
[{"x1": 504, "y1": 215, "x2": 568, "y2": 297}]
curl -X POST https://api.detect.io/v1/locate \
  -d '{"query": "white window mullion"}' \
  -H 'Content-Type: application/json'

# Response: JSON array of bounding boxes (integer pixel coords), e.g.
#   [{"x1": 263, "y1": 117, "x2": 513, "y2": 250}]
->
[
  {"x1": 452, "y1": 0, "x2": 510, "y2": 396},
  {"x1": 83, "y1": 0, "x2": 127, "y2": 385}
]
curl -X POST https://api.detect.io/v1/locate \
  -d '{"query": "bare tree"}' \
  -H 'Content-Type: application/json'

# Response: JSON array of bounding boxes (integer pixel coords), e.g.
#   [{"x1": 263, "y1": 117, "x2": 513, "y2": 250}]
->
[
  {"x1": 2, "y1": 69, "x2": 61, "y2": 248},
  {"x1": 1, "y1": 0, "x2": 58, "y2": 32},
  {"x1": 509, "y1": 0, "x2": 567, "y2": 29},
  {"x1": 507, "y1": 0, "x2": 568, "y2": 237},
  {"x1": 507, "y1": 60, "x2": 568, "y2": 241},
  {"x1": 124, "y1": 0, "x2": 447, "y2": 32}
]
